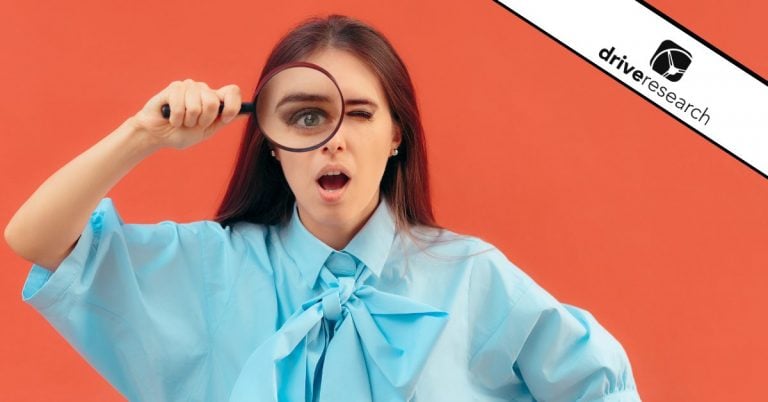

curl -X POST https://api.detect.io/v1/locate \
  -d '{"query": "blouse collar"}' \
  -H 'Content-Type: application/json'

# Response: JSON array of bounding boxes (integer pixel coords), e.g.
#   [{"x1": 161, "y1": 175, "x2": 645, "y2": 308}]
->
[{"x1": 281, "y1": 197, "x2": 397, "y2": 288}]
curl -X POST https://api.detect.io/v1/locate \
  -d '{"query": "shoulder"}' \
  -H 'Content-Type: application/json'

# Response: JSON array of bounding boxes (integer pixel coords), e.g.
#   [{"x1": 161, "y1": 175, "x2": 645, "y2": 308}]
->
[
  {"x1": 191, "y1": 219, "x2": 269, "y2": 242},
  {"x1": 117, "y1": 212, "x2": 274, "y2": 271},
  {"x1": 399, "y1": 225, "x2": 493, "y2": 261},
  {"x1": 410, "y1": 225, "x2": 530, "y2": 274},
  {"x1": 402, "y1": 225, "x2": 535, "y2": 298},
  {"x1": 190, "y1": 219, "x2": 273, "y2": 259}
]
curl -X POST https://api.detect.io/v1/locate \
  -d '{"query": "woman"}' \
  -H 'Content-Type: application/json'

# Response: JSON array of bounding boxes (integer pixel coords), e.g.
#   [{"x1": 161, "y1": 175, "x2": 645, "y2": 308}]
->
[{"x1": 6, "y1": 14, "x2": 641, "y2": 402}]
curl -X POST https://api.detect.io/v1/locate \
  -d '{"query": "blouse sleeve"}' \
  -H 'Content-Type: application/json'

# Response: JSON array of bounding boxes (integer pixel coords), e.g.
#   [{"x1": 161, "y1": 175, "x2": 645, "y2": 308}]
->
[
  {"x1": 468, "y1": 247, "x2": 641, "y2": 401},
  {"x1": 20, "y1": 198, "x2": 231, "y2": 401}
]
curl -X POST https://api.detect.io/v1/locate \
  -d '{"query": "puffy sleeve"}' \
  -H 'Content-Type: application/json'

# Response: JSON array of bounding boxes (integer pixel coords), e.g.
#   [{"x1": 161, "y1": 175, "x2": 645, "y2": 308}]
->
[
  {"x1": 20, "y1": 197, "x2": 234, "y2": 401},
  {"x1": 468, "y1": 247, "x2": 641, "y2": 401}
]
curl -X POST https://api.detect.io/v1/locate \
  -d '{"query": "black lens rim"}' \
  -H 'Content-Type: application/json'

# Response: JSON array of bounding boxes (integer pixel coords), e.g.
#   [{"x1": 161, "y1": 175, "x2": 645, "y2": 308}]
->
[{"x1": 253, "y1": 61, "x2": 346, "y2": 153}]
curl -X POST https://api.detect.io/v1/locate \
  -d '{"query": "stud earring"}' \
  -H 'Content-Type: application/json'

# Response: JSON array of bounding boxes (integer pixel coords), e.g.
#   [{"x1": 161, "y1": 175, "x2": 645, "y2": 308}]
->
[
  {"x1": 391, "y1": 148, "x2": 399, "y2": 157},
  {"x1": 270, "y1": 150, "x2": 276, "y2": 158}
]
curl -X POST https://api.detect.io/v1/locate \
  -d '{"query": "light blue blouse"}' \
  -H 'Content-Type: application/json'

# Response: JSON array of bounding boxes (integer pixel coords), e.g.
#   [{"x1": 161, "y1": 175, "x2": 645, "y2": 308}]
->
[{"x1": 21, "y1": 197, "x2": 641, "y2": 401}]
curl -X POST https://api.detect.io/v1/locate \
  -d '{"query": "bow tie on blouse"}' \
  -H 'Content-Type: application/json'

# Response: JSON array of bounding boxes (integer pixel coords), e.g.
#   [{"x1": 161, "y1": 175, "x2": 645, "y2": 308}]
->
[{"x1": 228, "y1": 251, "x2": 449, "y2": 402}]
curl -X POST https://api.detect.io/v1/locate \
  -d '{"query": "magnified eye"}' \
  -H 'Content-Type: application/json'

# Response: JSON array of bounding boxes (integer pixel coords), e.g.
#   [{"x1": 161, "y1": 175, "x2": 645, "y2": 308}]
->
[{"x1": 287, "y1": 108, "x2": 328, "y2": 128}]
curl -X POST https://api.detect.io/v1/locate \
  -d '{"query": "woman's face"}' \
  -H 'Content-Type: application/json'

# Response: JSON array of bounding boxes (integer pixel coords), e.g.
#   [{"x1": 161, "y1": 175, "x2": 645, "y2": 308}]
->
[{"x1": 272, "y1": 47, "x2": 401, "y2": 247}]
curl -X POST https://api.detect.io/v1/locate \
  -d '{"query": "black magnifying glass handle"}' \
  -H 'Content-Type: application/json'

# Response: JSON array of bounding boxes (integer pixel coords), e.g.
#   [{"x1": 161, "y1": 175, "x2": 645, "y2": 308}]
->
[{"x1": 161, "y1": 102, "x2": 255, "y2": 119}]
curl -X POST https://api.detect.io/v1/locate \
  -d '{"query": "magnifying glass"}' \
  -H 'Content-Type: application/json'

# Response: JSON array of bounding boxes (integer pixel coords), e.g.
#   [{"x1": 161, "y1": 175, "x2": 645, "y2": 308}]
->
[{"x1": 161, "y1": 61, "x2": 345, "y2": 152}]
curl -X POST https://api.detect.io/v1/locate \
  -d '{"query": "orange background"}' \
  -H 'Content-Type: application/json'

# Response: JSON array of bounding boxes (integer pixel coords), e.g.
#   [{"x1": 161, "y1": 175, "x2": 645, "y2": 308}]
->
[{"x1": 2, "y1": 1, "x2": 766, "y2": 400}]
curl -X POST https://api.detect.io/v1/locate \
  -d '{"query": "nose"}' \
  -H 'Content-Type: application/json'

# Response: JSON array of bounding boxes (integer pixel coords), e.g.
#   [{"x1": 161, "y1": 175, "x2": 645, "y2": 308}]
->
[{"x1": 322, "y1": 119, "x2": 349, "y2": 154}]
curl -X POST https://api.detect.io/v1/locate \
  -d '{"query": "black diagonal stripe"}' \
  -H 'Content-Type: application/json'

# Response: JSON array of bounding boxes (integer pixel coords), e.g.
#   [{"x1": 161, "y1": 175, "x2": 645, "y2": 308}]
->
[
  {"x1": 491, "y1": 0, "x2": 768, "y2": 180},
  {"x1": 637, "y1": 0, "x2": 766, "y2": 86}
]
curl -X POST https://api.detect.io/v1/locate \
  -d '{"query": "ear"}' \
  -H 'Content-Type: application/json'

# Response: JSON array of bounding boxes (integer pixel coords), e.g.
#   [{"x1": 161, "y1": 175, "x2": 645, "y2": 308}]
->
[{"x1": 391, "y1": 124, "x2": 403, "y2": 149}]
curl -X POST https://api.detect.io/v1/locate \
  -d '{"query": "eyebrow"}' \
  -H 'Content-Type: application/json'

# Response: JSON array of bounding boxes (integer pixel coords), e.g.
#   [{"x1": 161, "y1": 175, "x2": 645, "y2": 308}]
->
[
  {"x1": 275, "y1": 93, "x2": 333, "y2": 109},
  {"x1": 274, "y1": 93, "x2": 379, "y2": 110},
  {"x1": 345, "y1": 98, "x2": 378, "y2": 110}
]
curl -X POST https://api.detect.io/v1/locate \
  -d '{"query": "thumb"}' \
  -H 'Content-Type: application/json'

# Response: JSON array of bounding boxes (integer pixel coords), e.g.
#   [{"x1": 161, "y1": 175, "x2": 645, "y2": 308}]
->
[{"x1": 142, "y1": 86, "x2": 171, "y2": 116}]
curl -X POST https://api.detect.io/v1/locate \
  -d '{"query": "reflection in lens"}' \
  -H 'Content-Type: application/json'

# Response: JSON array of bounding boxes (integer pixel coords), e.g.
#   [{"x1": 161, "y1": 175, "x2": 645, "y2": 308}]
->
[{"x1": 255, "y1": 65, "x2": 343, "y2": 151}]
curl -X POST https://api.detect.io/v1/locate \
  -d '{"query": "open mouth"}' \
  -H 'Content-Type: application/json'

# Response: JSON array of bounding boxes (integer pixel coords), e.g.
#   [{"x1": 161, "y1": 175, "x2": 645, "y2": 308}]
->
[
  {"x1": 317, "y1": 173, "x2": 350, "y2": 192},
  {"x1": 317, "y1": 173, "x2": 349, "y2": 192}
]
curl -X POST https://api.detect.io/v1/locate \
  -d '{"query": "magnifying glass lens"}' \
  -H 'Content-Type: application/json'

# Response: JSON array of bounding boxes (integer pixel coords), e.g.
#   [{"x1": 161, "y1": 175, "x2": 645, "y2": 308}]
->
[{"x1": 256, "y1": 65, "x2": 343, "y2": 151}]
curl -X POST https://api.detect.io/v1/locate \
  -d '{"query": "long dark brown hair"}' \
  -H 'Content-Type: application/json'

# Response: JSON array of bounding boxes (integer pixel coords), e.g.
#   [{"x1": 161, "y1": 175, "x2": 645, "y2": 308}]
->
[
  {"x1": 215, "y1": 15, "x2": 442, "y2": 230},
  {"x1": 214, "y1": 14, "x2": 485, "y2": 257}
]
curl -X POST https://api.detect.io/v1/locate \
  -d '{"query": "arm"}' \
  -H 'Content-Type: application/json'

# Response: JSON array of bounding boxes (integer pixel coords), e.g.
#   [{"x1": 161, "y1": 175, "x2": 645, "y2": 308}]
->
[
  {"x1": 4, "y1": 119, "x2": 159, "y2": 270},
  {"x1": 514, "y1": 300, "x2": 641, "y2": 401},
  {"x1": 4, "y1": 80, "x2": 243, "y2": 270},
  {"x1": 468, "y1": 246, "x2": 641, "y2": 401}
]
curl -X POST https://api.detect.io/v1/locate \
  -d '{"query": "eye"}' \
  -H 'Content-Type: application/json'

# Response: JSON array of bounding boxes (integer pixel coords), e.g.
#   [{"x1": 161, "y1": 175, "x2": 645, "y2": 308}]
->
[
  {"x1": 287, "y1": 108, "x2": 328, "y2": 128},
  {"x1": 347, "y1": 110, "x2": 373, "y2": 120}
]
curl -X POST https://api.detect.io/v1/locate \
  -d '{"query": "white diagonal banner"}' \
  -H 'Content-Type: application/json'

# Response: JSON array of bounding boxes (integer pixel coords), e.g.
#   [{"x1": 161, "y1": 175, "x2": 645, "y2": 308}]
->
[{"x1": 496, "y1": 0, "x2": 768, "y2": 177}]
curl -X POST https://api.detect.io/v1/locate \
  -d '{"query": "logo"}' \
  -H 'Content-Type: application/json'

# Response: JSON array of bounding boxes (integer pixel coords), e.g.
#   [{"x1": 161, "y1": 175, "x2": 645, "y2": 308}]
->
[
  {"x1": 649, "y1": 40, "x2": 692, "y2": 82},
  {"x1": 598, "y1": 45, "x2": 711, "y2": 126}
]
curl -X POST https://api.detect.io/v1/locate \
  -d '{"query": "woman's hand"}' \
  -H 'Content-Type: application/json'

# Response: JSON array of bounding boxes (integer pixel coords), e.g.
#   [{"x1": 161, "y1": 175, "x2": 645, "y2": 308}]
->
[{"x1": 130, "y1": 79, "x2": 244, "y2": 150}]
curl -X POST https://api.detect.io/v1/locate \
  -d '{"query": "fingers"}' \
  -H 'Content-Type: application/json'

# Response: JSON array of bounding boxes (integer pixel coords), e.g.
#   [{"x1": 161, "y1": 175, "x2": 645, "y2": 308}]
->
[
  {"x1": 183, "y1": 80, "x2": 202, "y2": 128},
  {"x1": 162, "y1": 80, "x2": 241, "y2": 129},
  {"x1": 167, "y1": 81, "x2": 185, "y2": 128},
  {"x1": 198, "y1": 85, "x2": 220, "y2": 129},
  {"x1": 216, "y1": 85, "x2": 242, "y2": 124}
]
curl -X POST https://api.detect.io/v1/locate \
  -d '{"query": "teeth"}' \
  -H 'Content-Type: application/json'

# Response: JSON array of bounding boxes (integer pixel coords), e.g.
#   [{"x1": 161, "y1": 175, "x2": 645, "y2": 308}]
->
[{"x1": 322, "y1": 171, "x2": 343, "y2": 177}]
